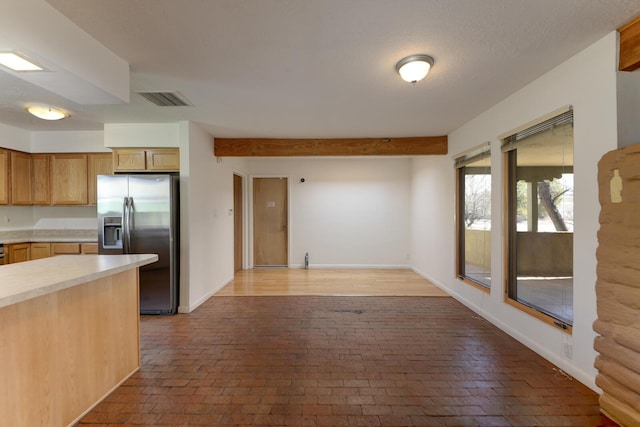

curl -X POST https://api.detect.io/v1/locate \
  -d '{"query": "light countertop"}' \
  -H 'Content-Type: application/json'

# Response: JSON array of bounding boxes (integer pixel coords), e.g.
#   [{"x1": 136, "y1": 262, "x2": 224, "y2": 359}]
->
[
  {"x1": 0, "y1": 254, "x2": 158, "y2": 309},
  {"x1": 0, "y1": 237, "x2": 97, "y2": 244},
  {"x1": 0, "y1": 229, "x2": 97, "y2": 244}
]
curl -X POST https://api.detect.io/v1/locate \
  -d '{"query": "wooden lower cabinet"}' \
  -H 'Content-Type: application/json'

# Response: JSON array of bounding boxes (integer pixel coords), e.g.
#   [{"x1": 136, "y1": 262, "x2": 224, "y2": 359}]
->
[
  {"x1": 30, "y1": 243, "x2": 51, "y2": 260},
  {"x1": 81, "y1": 243, "x2": 98, "y2": 254},
  {"x1": 4, "y1": 242, "x2": 98, "y2": 264},
  {"x1": 7, "y1": 243, "x2": 30, "y2": 264},
  {"x1": 51, "y1": 242, "x2": 81, "y2": 255}
]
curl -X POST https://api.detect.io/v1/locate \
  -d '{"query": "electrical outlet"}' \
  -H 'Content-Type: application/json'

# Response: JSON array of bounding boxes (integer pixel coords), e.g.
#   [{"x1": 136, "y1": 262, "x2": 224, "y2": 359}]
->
[{"x1": 563, "y1": 342, "x2": 573, "y2": 359}]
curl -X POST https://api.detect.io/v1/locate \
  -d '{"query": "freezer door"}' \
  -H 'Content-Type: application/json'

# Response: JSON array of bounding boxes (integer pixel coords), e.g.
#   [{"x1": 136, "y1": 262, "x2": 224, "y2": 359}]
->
[
  {"x1": 128, "y1": 175, "x2": 178, "y2": 314},
  {"x1": 97, "y1": 175, "x2": 128, "y2": 255}
]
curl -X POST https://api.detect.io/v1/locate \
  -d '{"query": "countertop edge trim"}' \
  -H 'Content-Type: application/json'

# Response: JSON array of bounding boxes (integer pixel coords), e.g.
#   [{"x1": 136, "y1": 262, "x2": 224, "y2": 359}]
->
[{"x1": 0, "y1": 254, "x2": 158, "y2": 309}]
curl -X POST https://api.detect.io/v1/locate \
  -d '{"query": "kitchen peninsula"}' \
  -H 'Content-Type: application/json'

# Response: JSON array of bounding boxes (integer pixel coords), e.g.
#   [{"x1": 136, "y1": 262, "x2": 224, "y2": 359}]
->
[{"x1": 0, "y1": 254, "x2": 157, "y2": 426}]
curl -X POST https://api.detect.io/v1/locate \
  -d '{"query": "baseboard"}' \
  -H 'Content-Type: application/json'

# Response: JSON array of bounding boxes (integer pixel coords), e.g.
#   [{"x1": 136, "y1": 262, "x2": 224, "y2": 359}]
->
[
  {"x1": 177, "y1": 274, "x2": 234, "y2": 313},
  {"x1": 411, "y1": 266, "x2": 598, "y2": 393},
  {"x1": 289, "y1": 263, "x2": 411, "y2": 269}
]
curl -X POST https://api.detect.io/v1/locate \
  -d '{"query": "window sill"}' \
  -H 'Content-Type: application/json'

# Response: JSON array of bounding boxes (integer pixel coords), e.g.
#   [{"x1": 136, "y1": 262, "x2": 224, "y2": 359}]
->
[
  {"x1": 504, "y1": 296, "x2": 573, "y2": 335},
  {"x1": 457, "y1": 275, "x2": 491, "y2": 294}
]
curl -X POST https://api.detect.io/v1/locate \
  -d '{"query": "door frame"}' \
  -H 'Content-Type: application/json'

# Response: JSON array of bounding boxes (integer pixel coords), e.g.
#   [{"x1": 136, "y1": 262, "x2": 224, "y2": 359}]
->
[
  {"x1": 249, "y1": 174, "x2": 290, "y2": 268},
  {"x1": 233, "y1": 170, "x2": 248, "y2": 271}
]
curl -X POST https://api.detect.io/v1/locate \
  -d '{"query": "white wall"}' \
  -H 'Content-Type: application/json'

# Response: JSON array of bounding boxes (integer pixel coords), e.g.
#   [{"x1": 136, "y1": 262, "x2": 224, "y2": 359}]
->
[
  {"x1": 244, "y1": 157, "x2": 412, "y2": 268},
  {"x1": 411, "y1": 31, "x2": 620, "y2": 391},
  {"x1": 0, "y1": 206, "x2": 33, "y2": 230},
  {"x1": 0, "y1": 123, "x2": 30, "y2": 151},
  {"x1": 32, "y1": 206, "x2": 97, "y2": 229},
  {"x1": 617, "y1": 70, "x2": 640, "y2": 148},
  {"x1": 410, "y1": 155, "x2": 455, "y2": 284},
  {"x1": 178, "y1": 123, "x2": 246, "y2": 313},
  {"x1": 105, "y1": 123, "x2": 180, "y2": 148},
  {"x1": 31, "y1": 130, "x2": 108, "y2": 152}
]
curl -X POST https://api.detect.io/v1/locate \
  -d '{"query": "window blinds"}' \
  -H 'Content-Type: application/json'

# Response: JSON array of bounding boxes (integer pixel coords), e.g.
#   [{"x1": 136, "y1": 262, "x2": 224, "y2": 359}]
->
[
  {"x1": 501, "y1": 107, "x2": 573, "y2": 153},
  {"x1": 453, "y1": 142, "x2": 491, "y2": 169}
]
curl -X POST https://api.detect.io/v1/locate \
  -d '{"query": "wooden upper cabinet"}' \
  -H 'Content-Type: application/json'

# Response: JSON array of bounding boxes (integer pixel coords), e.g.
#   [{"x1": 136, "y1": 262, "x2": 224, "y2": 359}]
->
[
  {"x1": 0, "y1": 148, "x2": 8, "y2": 205},
  {"x1": 146, "y1": 148, "x2": 180, "y2": 171},
  {"x1": 0, "y1": 149, "x2": 113, "y2": 206},
  {"x1": 113, "y1": 148, "x2": 179, "y2": 172},
  {"x1": 88, "y1": 153, "x2": 113, "y2": 205},
  {"x1": 10, "y1": 151, "x2": 32, "y2": 205},
  {"x1": 113, "y1": 149, "x2": 147, "y2": 171},
  {"x1": 32, "y1": 154, "x2": 51, "y2": 205},
  {"x1": 51, "y1": 154, "x2": 88, "y2": 205}
]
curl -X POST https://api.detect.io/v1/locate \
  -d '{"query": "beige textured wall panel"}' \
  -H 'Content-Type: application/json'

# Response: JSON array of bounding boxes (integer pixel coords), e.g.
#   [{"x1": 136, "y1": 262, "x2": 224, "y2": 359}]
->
[
  {"x1": 595, "y1": 295, "x2": 639, "y2": 325},
  {"x1": 600, "y1": 393, "x2": 640, "y2": 427},
  {"x1": 596, "y1": 374, "x2": 640, "y2": 415},
  {"x1": 595, "y1": 143, "x2": 640, "y2": 426},
  {"x1": 597, "y1": 227, "x2": 640, "y2": 248},
  {"x1": 594, "y1": 320, "x2": 640, "y2": 353},
  {"x1": 597, "y1": 267, "x2": 640, "y2": 290},
  {"x1": 595, "y1": 357, "x2": 640, "y2": 398},
  {"x1": 615, "y1": 329, "x2": 640, "y2": 354},
  {"x1": 612, "y1": 284, "x2": 640, "y2": 308},
  {"x1": 597, "y1": 280, "x2": 640, "y2": 308},
  {"x1": 618, "y1": 179, "x2": 640, "y2": 202},
  {"x1": 595, "y1": 336, "x2": 640, "y2": 373},
  {"x1": 598, "y1": 203, "x2": 640, "y2": 228}
]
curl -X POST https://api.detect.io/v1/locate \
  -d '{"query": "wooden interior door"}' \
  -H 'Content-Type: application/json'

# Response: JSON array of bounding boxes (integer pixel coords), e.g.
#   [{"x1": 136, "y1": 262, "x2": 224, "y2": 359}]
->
[
  {"x1": 234, "y1": 174, "x2": 243, "y2": 272},
  {"x1": 253, "y1": 177, "x2": 288, "y2": 266}
]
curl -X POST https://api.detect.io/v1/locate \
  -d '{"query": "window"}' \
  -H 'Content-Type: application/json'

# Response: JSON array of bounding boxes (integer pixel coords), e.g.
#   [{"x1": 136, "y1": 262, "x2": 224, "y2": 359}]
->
[
  {"x1": 456, "y1": 143, "x2": 491, "y2": 289},
  {"x1": 503, "y1": 109, "x2": 573, "y2": 329}
]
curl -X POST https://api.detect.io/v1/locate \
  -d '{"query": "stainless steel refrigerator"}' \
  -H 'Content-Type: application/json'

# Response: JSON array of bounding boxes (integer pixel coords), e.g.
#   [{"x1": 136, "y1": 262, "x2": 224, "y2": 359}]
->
[{"x1": 97, "y1": 174, "x2": 179, "y2": 315}]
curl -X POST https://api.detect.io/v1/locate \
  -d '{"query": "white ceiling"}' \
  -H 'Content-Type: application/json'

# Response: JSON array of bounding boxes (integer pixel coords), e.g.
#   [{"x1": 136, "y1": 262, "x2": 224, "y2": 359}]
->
[{"x1": 1, "y1": 0, "x2": 640, "y2": 138}]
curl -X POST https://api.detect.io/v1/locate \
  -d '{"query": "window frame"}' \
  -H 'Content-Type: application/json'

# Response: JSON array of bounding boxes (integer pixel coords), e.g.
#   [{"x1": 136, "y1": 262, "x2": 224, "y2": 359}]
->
[
  {"x1": 501, "y1": 108, "x2": 574, "y2": 334},
  {"x1": 455, "y1": 143, "x2": 492, "y2": 292}
]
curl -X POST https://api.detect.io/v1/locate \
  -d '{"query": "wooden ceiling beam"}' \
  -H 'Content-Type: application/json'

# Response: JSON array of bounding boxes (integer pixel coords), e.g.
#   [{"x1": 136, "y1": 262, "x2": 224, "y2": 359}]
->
[
  {"x1": 619, "y1": 15, "x2": 640, "y2": 71},
  {"x1": 214, "y1": 136, "x2": 448, "y2": 157}
]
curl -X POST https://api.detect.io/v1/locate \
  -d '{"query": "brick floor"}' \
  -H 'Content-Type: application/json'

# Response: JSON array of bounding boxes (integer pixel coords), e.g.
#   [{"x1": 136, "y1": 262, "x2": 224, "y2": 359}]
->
[{"x1": 76, "y1": 296, "x2": 609, "y2": 426}]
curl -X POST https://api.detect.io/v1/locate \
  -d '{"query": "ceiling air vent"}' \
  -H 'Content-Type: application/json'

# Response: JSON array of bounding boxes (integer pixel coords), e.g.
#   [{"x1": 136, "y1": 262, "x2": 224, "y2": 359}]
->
[{"x1": 137, "y1": 91, "x2": 191, "y2": 107}]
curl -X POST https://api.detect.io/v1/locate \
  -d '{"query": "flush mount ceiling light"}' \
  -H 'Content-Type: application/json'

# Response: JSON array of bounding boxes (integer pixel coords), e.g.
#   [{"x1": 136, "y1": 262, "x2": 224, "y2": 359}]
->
[
  {"x1": 0, "y1": 52, "x2": 43, "y2": 71},
  {"x1": 26, "y1": 106, "x2": 69, "y2": 121},
  {"x1": 395, "y1": 54, "x2": 434, "y2": 84}
]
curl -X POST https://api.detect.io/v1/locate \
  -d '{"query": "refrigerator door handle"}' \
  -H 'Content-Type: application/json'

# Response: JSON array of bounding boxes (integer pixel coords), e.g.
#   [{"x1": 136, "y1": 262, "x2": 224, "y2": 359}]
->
[
  {"x1": 122, "y1": 197, "x2": 130, "y2": 254},
  {"x1": 128, "y1": 197, "x2": 134, "y2": 252}
]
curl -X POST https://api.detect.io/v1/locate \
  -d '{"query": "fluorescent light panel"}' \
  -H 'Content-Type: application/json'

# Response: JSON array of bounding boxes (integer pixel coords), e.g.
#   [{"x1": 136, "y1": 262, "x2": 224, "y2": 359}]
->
[{"x1": 0, "y1": 52, "x2": 43, "y2": 71}]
